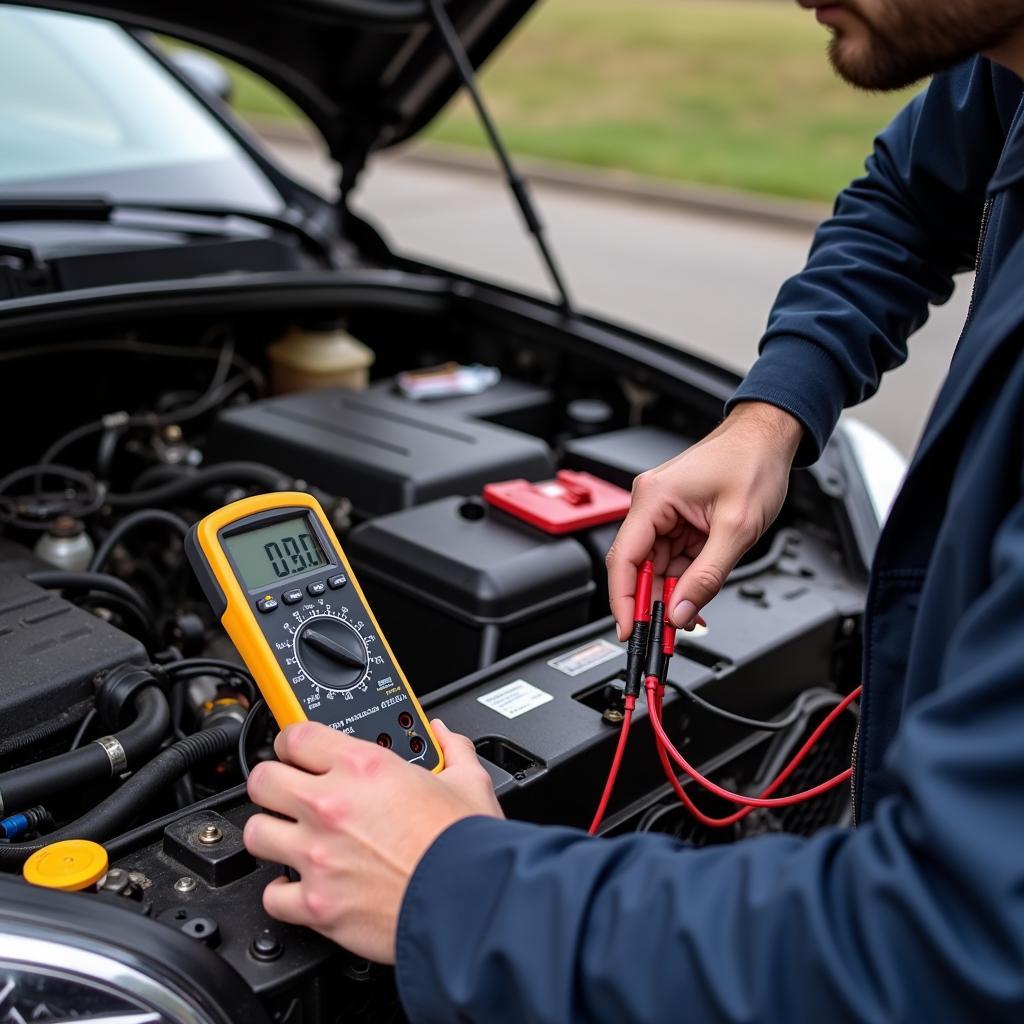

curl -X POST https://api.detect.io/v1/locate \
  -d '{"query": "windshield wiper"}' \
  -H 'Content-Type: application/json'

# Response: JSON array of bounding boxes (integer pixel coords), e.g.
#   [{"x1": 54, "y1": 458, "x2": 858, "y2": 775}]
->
[{"x1": 0, "y1": 195, "x2": 335, "y2": 262}]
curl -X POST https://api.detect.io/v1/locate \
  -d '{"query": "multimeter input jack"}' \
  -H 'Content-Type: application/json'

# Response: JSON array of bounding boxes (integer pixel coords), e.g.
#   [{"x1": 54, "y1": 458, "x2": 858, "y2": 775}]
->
[
  {"x1": 409, "y1": 736, "x2": 425, "y2": 755},
  {"x1": 398, "y1": 712, "x2": 414, "y2": 730}
]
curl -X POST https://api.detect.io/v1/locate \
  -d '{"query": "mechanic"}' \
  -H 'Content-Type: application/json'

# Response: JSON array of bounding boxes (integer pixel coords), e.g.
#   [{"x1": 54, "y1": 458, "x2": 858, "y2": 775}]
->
[{"x1": 241, "y1": 1, "x2": 1024, "y2": 1019}]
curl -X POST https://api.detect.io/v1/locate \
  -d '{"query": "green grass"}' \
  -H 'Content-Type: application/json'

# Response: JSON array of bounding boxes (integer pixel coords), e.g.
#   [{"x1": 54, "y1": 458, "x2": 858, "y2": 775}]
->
[{"x1": 214, "y1": 0, "x2": 917, "y2": 202}]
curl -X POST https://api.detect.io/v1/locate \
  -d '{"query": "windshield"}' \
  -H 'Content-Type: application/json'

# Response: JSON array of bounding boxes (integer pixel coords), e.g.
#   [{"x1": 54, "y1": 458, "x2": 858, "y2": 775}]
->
[{"x1": 0, "y1": 6, "x2": 283, "y2": 212}]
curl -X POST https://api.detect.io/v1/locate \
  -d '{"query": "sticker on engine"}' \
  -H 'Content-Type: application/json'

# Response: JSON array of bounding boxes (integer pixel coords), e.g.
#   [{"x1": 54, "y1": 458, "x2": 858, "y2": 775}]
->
[
  {"x1": 477, "y1": 679, "x2": 554, "y2": 719},
  {"x1": 547, "y1": 638, "x2": 623, "y2": 677}
]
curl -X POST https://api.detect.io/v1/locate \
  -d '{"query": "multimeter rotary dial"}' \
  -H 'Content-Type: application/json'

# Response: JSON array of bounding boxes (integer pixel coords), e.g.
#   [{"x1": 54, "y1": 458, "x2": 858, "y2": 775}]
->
[{"x1": 292, "y1": 613, "x2": 370, "y2": 692}]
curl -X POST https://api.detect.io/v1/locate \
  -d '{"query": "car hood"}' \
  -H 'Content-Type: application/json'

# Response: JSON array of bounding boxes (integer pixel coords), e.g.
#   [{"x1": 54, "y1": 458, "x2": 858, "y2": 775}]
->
[{"x1": 9, "y1": 0, "x2": 536, "y2": 176}]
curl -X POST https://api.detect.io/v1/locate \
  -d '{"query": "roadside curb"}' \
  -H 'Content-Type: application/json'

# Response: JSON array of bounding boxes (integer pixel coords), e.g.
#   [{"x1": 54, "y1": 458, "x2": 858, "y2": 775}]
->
[
  {"x1": 397, "y1": 142, "x2": 829, "y2": 232},
  {"x1": 252, "y1": 117, "x2": 829, "y2": 233}
]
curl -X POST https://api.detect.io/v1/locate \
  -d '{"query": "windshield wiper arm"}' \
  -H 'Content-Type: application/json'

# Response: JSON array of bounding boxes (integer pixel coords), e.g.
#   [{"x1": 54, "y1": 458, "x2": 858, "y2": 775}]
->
[
  {"x1": 0, "y1": 195, "x2": 335, "y2": 261},
  {"x1": 0, "y1": 196, "x2": 112, "y2": 222}
]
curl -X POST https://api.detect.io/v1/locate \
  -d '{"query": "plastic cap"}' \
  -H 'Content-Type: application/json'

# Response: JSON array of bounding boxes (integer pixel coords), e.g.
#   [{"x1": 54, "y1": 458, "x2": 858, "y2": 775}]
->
[{"x1": 23, "y1": 839, "x2": 109, "y2": 891}]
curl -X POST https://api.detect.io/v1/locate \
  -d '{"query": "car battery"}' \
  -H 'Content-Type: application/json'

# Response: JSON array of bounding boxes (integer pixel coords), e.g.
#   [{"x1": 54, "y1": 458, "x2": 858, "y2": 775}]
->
[
  {"x1": 346, "y1": 496, "x2": 595, "y2": 691},
  {"x1": 367, "y1": 374, "x2": 554, "y2": 436},
  {"x1": 208, "y1": 388, "x2": 554, "y2": 519},
  {"x1": 563, "y1": 425, "x2": 693, "y2": 490}
]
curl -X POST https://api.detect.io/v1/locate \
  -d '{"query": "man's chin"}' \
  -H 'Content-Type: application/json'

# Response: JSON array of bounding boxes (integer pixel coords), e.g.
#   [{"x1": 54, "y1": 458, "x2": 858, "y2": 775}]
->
[{"x1": 827, "y1": 35, "x2": 927, "y2": 91}]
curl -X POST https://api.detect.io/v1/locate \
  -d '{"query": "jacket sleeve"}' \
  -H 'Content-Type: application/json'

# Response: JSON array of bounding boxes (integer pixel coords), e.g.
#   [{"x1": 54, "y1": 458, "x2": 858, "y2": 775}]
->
[
  {"x1": 727, "y1": 58, "x2": 1009, "y2": 465},
  {"x1": 395, "y1": 489, "x2": 1024, "y2": 1024}
]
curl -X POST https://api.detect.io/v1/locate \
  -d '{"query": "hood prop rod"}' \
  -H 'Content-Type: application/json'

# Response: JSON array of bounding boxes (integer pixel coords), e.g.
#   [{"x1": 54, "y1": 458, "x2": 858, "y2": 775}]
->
[{"x1": 425, "y1": 0, "x2": 574, "y2": 314}]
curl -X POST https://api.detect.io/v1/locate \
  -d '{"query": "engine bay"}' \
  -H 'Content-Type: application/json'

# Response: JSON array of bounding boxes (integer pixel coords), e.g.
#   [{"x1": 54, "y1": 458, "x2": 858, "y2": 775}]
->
[{"x1": 0, "y1": 301, "x2": 866, "y2": 1022}]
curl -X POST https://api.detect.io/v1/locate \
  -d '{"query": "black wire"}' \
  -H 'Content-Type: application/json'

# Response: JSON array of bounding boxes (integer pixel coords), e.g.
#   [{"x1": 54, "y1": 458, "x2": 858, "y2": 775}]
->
[
  {"x1": 74, "y1": 594, "x2": 158, "y2": 650},
  {"x1": 169, "y1": 678, "x2": 189, "y2": 743},
  {"x1": 238, "y1": 699, "x2": 267, "y2": 780},
  {"x1": 68, "y1": 708, "x2": 98, "y2": 751},
  {"x1": 164, "y1": 659, "x2": 257, "y2": 704},
  {"x1": 26, "y1": 570, "x2": 157, "y2": 649},
  {"x1": 36, "y1": 338, "x2": 257, "y2": 474},
  {"x1": 0, "y1": 463, "x2": 104, "y2": 529},
  {"x1": 105, "y1": 461, "x2": 291, "y2": 509},
  {"x1": 660, "y1": 680, "x2": 806, "y2": 732},
  {"x1": 38, "y1": 415, "x2": 150, "y2": 473},
  {"x1": 88, "y1": 507, "x2": 191, "y2": 573},
  {"x1": 0, "y1": 337, "x2": 258, "y2": 377}
]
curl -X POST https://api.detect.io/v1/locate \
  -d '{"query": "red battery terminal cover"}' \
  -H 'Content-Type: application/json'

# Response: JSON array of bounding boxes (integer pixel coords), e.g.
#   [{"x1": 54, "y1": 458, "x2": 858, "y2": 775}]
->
[{"x1": 483, "y1": 470, "x2": 632, "y2": 535}]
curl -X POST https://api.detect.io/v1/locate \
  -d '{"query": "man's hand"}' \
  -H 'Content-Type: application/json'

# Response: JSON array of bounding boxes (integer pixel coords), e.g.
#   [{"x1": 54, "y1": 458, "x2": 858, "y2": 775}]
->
[
  {"x1": 607, "y1": 401, "x2": 803, "y2": 638},
  {"x1": 243, "y1": 719, "x2": 502, "y2": 964}
]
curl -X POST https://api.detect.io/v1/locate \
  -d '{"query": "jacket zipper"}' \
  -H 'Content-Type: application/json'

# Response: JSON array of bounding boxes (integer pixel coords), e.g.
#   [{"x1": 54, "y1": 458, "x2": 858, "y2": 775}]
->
[
  {"x1": 849, "y1": 721, "x2": 860, "y2": 826},
  {"x1": 964, "y1": 196, "x2": 994, "y2": 329}
]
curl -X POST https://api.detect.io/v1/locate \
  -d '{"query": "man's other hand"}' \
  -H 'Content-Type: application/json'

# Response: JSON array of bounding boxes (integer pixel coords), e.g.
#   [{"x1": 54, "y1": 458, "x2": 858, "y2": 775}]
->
[
  {"x1": 606, "y1": 401, "x2": 803, "y2": 638},
  {"x1": 243, "y1": 719, "x2": 503, "y2": 964}
]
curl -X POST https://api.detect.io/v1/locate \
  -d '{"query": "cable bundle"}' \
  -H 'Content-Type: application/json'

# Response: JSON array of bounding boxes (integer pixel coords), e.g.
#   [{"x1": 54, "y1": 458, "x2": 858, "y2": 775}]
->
[{"x1": 587, "y1": 561, "x2": 860, "y2": 836}]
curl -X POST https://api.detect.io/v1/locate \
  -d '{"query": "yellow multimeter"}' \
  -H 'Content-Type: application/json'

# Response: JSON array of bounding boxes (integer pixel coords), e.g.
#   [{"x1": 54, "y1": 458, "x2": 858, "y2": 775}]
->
[{"x1": 185, "y1": 492, "x2": 442, "y2": 772}]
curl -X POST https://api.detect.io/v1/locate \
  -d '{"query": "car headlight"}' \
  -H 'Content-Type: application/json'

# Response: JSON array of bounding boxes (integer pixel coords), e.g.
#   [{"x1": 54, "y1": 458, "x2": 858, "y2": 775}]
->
[
  {"x1": 0, "y1": 878, "x2": 267, "y2": 1024},
  {"x1": 838, "y1": 416, "x2": 907, "y2": 525}
]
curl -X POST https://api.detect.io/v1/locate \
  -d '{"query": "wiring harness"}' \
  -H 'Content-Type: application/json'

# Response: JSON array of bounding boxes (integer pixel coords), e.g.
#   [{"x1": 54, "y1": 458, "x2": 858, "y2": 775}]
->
[{"x1": 588, "y1": 560, "x2": 861, "y2": 835}]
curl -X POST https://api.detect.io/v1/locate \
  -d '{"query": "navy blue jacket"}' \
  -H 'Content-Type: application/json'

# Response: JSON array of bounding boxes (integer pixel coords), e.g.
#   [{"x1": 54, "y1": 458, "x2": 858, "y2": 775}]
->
[{"x1": 396, "y1": 59, "x2": 1024, "y2": 1022}]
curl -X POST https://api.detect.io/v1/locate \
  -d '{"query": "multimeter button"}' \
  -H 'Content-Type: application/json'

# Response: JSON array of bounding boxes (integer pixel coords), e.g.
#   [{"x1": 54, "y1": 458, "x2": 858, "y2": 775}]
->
[
  {"x1": 307, "y1": 581, "x2": 326, "y2": 597},
  {"x1": 409, "y1": 736, "x2": 425, "y2": 755},
  {"x1": 256, "y1": 595, "x2": 279, "y2": 614},
  {"x1": 327, "y1": 574, "x2": 348, "y2": 590},
  {"x1": 282, "y1": 589, "x2": 303, "y2": 605}
]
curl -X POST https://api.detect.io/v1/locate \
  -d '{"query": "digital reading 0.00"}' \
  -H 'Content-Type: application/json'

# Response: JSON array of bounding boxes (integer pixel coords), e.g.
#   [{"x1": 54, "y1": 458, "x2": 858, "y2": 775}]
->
[{"x1": 223, "y1": 516, "x2": 327, "y2": 591}]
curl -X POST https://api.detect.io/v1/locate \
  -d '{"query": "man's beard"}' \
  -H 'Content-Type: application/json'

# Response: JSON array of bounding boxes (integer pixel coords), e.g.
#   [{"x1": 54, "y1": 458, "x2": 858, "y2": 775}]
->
[{"x1": 827, "y1": 0, "x2": 1024, "y2": 90}]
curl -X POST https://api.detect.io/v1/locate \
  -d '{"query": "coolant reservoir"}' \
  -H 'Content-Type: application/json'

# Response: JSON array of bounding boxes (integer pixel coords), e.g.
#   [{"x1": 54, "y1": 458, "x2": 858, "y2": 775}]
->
[
  {"x1": 34, "y1": 515, "x2": 94, "y2": 571},
  {"x1": 267, "y1": 321, "x2": 375, "y2": 394}
]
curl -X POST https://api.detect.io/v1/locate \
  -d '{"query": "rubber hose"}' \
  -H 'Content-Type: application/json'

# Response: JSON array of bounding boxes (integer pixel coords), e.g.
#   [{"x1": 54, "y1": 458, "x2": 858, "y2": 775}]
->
[
  {"x1": 27, "y1": 570, "x2": 150, "y2": 618},
  {"x1": 0, "y1": 688, "x2": 169, "y2": 816},
  {"x1": 25, "y1": 570, "x2": 158, "y2": 649},
  {"x1": 0, "y1": 723, "x2": 240, "y2": 869},
  {"x1": 105, "y1": 462, "x2": 290, "y2": 509},
  {"x1": 89, "y1": 508, "x2": 190, "y2": 573}
]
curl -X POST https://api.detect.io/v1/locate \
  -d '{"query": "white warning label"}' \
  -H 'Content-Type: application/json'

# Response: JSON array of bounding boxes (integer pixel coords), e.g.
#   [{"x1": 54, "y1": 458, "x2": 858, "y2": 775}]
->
[{"x1": 477, "y1": 679, "x2": 554, "y2": 719}]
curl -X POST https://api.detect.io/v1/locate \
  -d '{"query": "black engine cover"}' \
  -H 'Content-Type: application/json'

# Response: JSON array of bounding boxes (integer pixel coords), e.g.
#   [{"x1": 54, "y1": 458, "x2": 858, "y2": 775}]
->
[{"x1": 0, "y1": 567, "x2": 146, "y2": 736}]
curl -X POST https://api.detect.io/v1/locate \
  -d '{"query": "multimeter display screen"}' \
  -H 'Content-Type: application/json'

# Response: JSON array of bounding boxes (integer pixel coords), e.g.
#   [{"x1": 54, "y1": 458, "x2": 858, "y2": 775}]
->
[{"x1": 224, "y1": 516, "x2": 328, "y2": 590}]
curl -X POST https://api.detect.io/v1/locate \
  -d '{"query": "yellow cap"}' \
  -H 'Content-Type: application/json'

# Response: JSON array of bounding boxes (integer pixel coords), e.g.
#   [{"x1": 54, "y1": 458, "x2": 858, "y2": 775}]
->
[{"x1": 23, "y1": 839, "x2": 109, "y2": 892}]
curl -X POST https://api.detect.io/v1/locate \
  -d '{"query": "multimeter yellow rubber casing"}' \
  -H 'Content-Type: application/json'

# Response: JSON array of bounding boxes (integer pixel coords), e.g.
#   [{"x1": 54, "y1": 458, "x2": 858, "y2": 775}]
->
[{"x1": 185, "y1": 492, "x2": 443, "y2": 772}]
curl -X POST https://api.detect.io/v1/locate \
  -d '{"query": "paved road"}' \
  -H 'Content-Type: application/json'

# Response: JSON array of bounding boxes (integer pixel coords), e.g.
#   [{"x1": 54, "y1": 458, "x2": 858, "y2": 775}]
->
[{"x1": 265, "y1": 136, "x2": 972, "y2": 457}]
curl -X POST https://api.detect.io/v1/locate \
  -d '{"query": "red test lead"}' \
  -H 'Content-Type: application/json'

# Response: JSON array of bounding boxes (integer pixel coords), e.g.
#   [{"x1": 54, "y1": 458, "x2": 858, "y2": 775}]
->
[{"x1": 587, "y1": 559, "x2": 655, "y2": 835}]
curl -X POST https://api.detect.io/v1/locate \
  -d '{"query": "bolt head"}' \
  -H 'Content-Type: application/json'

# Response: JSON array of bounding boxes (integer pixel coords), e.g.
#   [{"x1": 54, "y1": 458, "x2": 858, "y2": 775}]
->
[
  {"x1": 197, "y1": 824, "x2": 224, "y2": 846},
  {"x1": 174, "y1": 876, "x2": 197, "y2": 893},
  {"x1": 100, "y1": 868, "x2": 131, "y2": 895}
]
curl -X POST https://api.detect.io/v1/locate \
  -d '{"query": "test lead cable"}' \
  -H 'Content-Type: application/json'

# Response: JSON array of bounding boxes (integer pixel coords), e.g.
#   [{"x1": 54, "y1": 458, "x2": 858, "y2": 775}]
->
[
  {"x1": 587, "y1": 559, "x2": 655, "y2": 835},
  {"x1": 586, "y1": 693, "x2": 635, "y2": 836},
  {"x1": 648, "y1": 677, "x2": 861, "y2": 822}
]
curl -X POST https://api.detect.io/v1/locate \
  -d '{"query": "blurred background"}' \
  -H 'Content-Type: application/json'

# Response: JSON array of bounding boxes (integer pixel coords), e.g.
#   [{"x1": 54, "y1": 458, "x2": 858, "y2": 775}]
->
[{"x1": 165, "y1": 0, "x2": 974, "y2": 456}]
